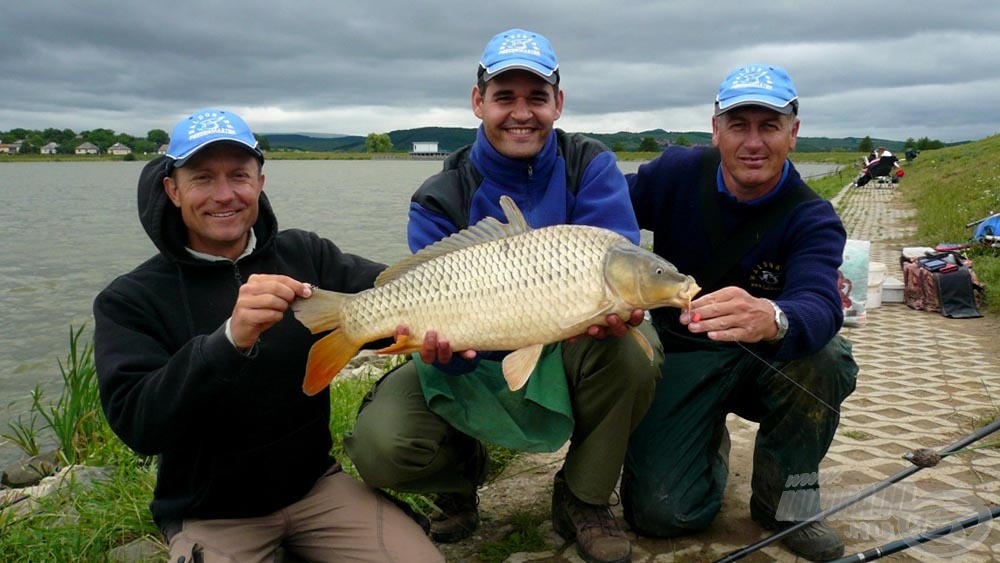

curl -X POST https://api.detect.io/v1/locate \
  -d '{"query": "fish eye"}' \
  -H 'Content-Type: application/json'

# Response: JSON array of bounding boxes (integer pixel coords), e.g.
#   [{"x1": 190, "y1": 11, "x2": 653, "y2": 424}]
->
[{"x1": 655, "y1": 267, "x2": 664, "y2": 275}]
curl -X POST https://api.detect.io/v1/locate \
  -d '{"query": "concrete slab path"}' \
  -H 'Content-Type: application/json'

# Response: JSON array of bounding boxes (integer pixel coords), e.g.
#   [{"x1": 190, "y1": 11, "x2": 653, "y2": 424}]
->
[{"x1": 439, "y1": 182, "x2": 1000, "y2": 562}]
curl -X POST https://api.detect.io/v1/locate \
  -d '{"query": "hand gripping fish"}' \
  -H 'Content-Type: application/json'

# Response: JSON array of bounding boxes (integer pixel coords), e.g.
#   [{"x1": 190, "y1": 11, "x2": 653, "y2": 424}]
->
[{"x1": 292, "y1": 195, "x2": 700, "y2": 396}]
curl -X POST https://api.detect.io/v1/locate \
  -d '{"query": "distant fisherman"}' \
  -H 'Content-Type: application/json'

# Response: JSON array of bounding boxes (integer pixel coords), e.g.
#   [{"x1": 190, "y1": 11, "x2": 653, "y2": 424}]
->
[
  {"x1": 344, "y1": 28, "x2": 659, "y2": 563},
  {"x1": 93, "y1": 108, "x2": 443, "y2": 562}
]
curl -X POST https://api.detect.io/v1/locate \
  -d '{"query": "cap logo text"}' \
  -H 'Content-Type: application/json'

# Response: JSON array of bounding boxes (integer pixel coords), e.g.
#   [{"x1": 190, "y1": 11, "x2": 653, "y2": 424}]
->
[
  {"x1": 187, "y1": 113, "x2": 237, "y2": 141},
  {"x1": 498, "y1": 34, "x2": 541, "y2": 57},
  {"x1": 730, "y1": 66, "x2": 774, "y2": 91}
]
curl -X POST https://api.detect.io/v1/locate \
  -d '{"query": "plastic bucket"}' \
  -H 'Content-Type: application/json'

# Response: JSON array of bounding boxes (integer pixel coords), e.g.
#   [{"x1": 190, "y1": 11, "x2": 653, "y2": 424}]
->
[{"x1": 867, "y1": 262, "x2": 886, "y2": 309}]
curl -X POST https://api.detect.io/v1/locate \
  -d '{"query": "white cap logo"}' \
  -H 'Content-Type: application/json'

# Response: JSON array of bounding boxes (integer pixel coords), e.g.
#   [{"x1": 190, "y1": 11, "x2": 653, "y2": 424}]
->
[
  {"x1": 730, "y1": 66, "x2": 775, "y2": 91},
  {"x1": 188, "y1": 112, "x2": 237, "y2": 141},
  {"x1": 498, "y1": 33, "x2": 542, "y2": 57}
]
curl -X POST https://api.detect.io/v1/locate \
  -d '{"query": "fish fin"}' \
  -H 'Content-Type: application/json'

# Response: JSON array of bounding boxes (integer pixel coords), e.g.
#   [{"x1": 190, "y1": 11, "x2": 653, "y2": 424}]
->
[
  {"x1": 375, "y1": 197, "x2": 533, "y2": 286},
  {"x1": 375, "y1": 333, "x2": 422, "y2": 355},
  {"x1": 628, "y1": 327, "x2": 655, "y2": 362},
  {"x1": 497, "y1": 195, "x2": 530, "y2": 232},
  {"x1": 291, "y1": 288, "x2": 349, "y2": 334},
  {"x1": 302, "y1": 330, "x2": 361, "y2": 396},
  {"x1": 502, "y1": 344, "x2": 545, "y2": 391},
  {"x1": 556, "y1": 301, "x2": 616, "y2": 331}
]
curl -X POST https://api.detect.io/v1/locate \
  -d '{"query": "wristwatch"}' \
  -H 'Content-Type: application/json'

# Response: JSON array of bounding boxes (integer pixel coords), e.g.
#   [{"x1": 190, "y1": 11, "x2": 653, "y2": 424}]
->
[{"x1": 762, "y1": 299, "x2": 788, "y2": 341}]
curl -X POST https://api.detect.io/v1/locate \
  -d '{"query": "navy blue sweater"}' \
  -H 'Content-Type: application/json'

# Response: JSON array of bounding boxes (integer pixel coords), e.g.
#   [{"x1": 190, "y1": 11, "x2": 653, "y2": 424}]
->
[{"x1": 628, "y1": 146, "x2": 846, "y2": 360}]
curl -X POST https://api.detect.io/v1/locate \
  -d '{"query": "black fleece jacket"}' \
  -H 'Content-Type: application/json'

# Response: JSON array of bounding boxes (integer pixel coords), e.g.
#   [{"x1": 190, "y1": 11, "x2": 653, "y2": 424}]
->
[{"x1": 93, "y1": 156, "x2": 385, "y2": 527}]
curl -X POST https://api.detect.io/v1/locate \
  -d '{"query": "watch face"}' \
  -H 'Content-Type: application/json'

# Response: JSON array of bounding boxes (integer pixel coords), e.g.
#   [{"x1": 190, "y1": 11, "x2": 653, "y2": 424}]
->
[{"x1": 776, "y1": 310, "x2": 788, "y2": 338}]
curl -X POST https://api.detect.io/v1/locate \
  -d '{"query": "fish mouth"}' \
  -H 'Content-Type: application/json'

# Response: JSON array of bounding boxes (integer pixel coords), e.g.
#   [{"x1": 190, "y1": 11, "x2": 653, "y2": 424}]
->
[{"x1": 678, "y1": 278, "x2": 702, "y2": 310}]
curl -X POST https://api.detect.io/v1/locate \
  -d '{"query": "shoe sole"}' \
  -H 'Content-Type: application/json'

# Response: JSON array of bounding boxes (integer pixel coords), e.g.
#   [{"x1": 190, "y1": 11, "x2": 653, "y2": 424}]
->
[
  {"x1": 429, "y1": 515, "x2": 480, "y2": 544},
  {"x1": 751, "y1": 517, "x2": 844, "y2": 561},
  {"x1": 429, "y1": 524, "x2": 478, "y2": 544},
  {"x1": 552, "y1": 512, "x2": 631, "y2": 563}
]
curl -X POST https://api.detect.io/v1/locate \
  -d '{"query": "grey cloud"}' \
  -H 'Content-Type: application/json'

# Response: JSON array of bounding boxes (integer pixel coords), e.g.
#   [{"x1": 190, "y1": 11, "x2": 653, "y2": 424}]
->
[{"x1": 1, "y1": 0, "x2": 998, "y2": 142}]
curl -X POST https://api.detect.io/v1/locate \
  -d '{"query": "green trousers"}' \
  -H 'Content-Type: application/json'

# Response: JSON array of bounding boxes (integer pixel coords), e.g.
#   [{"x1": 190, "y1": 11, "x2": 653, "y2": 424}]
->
[
  {"x1": 344, "y1": 321, "x2": 662, "y2": 505},
  {"x1": 622, "y1": 334, "x2": 857, "y2": 537}
]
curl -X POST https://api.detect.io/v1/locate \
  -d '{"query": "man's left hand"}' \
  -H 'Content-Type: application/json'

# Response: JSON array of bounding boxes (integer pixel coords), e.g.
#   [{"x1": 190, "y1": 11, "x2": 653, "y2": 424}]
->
[{"x1": 396, "y1": 326, "x2": 477, "y2": 364}]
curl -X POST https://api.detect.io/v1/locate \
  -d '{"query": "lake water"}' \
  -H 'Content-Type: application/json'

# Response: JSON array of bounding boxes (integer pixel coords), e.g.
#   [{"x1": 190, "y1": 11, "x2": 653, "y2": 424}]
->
[{"x1": 0, "y1": 158, "x2": 836, "y2": 467}]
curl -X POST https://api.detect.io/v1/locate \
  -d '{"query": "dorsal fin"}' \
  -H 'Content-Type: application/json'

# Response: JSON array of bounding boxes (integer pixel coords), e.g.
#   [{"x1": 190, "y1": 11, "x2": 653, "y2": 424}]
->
[{"x1": 376, "y1": 195, "x2": 532, "y2": 286}]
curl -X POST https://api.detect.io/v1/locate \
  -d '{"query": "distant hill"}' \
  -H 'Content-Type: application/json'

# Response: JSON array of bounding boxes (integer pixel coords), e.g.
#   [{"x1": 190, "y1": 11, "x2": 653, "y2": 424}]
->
[
  {"x1": 262, "y1": 133, "x2": 367, "y2": 152},
  {"x1": 261, "y1": 127, "x2": 910, "y2": 154}
]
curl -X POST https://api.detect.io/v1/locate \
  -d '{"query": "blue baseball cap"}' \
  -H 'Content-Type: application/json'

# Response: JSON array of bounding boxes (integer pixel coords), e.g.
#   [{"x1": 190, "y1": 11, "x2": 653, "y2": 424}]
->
[
  {"x1": 479, "y1": 28, "x2": 559, "y2": 85},
  {"x1": 715, "y1": 64, "x2": 798, "y2": 116},
  {"x1": 166, "y1": 108, "x2": 264, "y2": 167}
]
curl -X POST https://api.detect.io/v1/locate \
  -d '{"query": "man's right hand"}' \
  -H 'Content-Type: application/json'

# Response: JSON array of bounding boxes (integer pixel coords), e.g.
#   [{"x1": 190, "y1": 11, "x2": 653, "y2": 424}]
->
[{"x1": 230, "y1": 274, "x2": 312, "y2": 350}]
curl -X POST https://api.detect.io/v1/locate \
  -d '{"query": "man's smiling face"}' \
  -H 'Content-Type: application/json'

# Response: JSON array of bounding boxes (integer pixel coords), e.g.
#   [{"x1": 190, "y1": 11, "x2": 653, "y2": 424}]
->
[{"x1": 473, "y1": 69, "x2": 564, "y2": 160}]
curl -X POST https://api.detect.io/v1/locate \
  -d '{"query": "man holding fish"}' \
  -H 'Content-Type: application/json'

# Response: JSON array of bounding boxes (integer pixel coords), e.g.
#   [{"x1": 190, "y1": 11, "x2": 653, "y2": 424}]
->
[
  {"x1": 623, "y1": 65, "x2": 859, "y2": 561},
  {"x1": 93, "y1": 109, "x2": 443, "y2": 562},
  {"x1": 341, "y1": 29, "x2": 667, "y2": 563}
]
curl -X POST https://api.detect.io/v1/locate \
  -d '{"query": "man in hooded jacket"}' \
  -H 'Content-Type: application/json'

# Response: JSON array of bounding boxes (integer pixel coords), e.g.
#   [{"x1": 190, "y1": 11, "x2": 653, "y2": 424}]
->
[{"x1": 93, "y1": 108, "x2": 442, "y2": 563}]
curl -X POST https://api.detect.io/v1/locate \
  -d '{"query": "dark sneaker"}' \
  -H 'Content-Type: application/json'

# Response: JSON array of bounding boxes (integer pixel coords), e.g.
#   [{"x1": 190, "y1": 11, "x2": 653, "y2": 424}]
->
[
  {"x1": 751, "y1": 504, "x2": 845, "y2": 561},
  {"x1": 552, "y1": 472, "x2": 631, "y2": 563},
  {"x1": 429, "y1": 492, "x2": 479, "y2": 543}
]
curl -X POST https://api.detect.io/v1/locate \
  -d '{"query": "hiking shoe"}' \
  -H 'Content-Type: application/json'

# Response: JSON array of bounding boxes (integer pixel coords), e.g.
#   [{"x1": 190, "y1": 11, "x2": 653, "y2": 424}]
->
[
  {"x1": 429, "y1": 492, "x2": 479, "y2": 543},
  {"x1": 552, "y1": 472, "x2": 631, "y2": 563},
  {"x1": 752, "y1": 505, "x2": 844, "y2": 561}
]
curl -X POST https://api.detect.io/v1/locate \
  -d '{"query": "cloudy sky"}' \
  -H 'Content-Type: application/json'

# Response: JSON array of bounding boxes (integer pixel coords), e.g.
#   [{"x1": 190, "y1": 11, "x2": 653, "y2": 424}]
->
[{"x1": 2, "y1": 1, "x2": 997, "y2": 143}]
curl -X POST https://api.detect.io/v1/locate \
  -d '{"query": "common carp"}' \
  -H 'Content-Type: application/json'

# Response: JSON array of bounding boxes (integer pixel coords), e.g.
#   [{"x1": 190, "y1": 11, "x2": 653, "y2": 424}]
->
[{"x1": 292, "y1": 195, "x2": 699, "y2": 396}]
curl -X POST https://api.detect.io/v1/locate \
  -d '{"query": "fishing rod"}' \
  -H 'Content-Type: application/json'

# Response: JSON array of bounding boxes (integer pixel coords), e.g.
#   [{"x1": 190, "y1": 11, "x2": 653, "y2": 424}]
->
[
  {"x1": 713, "y1": 416, "x2": 1000, "y2": 563},
  {"x1": 829, "y1": 504, "x2": 1000, "y2": 563}
]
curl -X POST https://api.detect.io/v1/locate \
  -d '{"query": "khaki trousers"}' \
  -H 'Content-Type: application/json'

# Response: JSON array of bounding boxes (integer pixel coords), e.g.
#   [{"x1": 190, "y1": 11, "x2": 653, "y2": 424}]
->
[
  {"x1": 167, "y1": 466, "x2": 443, "y2": 563},
  {"x1": 346, "y1": 321, "x2": 662, "y2": 505}
]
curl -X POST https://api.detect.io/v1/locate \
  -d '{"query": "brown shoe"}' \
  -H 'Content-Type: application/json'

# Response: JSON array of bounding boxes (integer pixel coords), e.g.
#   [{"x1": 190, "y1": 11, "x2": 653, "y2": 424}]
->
[
  {"x1": 429, "y1": 492, "x2": 480, "y2": 543},
  {"x1": 552, "y1": 472, "x2": 631, "y2": 563}
]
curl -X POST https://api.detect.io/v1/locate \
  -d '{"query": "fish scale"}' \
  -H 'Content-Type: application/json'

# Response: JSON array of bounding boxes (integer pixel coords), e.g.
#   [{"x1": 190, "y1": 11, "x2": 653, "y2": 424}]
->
[{"x1": 343, "y1": 225, "x2": 616, "y2": 349}]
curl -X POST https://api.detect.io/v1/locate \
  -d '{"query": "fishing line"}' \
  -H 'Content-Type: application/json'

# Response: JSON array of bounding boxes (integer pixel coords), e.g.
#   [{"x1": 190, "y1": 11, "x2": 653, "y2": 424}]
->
[{"x1": 736, "y1": 341, "x2": 841, "y2": 416}]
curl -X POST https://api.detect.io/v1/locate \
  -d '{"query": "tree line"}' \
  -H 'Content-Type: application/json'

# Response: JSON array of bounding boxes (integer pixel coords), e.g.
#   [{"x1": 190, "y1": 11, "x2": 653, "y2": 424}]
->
[
  {"x1": 857, "y1": 135, "x2": 945, "y2": 153},
  {"x1": 0, "y1": 127, "x2": 271, "y2": 155}
]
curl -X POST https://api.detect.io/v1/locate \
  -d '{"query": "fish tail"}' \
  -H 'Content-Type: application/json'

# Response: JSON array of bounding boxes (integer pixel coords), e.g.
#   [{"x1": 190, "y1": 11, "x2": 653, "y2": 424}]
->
[
  {"x1": 303, "y1": 330, "x2": 362, "y2": 396},
  {"x1": 293, "y1": 288, "x2": 361, "y2": 395},
  {"x1": 292, "y1": 288, "x2": 349, "y2": 333}
]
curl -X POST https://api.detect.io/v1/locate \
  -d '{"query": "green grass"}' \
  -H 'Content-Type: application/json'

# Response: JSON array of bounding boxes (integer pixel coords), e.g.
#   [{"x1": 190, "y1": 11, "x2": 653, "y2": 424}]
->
[
  {"x1": 476, "y1": 509, "x2": 550, "y2": 563},
  {"x1": 0, "y1": 458, "x2": 160, "y2": 562},
  {"x1": 0, "y1": 345, "x2": 515, "y2": 561},
  {"x1": 895, "y1": 136, "x2": 1000, "y2": 313}
]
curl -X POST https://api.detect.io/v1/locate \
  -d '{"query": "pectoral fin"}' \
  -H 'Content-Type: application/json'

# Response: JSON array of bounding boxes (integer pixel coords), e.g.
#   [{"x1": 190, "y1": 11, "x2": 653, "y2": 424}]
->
[
  {"x1": 629, "y1": 326, "x2": 655, "y2": 363},
  {"x1": 376, "y1": 333, "x2": 422, "y2": 355},
  {"x1": 501, "y1": 344, "x2": 545, "y2": 391},
  {"x1": 556, "y1": 301, "x2": 615, "y2": 331}
]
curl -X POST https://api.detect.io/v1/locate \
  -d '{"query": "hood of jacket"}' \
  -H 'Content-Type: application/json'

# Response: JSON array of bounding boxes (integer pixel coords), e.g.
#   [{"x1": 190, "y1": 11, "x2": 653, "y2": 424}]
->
[{"x1": 137, "y1": 155, "x2": 278, "y2": 262}]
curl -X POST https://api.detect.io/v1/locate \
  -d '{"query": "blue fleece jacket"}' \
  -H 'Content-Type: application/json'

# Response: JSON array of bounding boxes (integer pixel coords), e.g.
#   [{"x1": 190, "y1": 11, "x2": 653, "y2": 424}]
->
[
  {"x1": 407, "y1": 126, "x2": 638, "y2": 373},
  {"x1": 408, "y1": 126, "x2": 638, "y2": 253}
]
